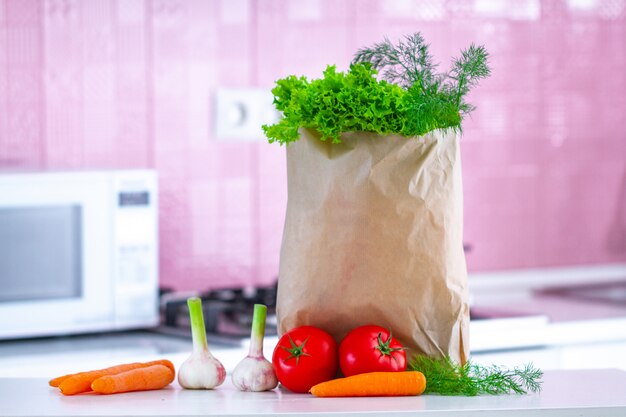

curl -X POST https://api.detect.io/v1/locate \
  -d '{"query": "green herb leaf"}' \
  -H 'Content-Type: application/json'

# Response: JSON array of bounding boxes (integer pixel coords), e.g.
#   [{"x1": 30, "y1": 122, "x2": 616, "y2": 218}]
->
[
  {"x1": 353, "y1": 33, "x2": 439, "y2": 89},
  {"x1": 409, "y1": 355, "x2": 543, "y2": 396}
]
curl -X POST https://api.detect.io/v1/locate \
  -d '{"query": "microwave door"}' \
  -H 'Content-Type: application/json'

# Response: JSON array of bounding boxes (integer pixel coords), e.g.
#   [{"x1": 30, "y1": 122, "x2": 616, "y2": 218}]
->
[
  {"x1": 0, "y1": 174, "x2": 114, "y2": 338},
  {"x1": 0, "y1": 206, "x2": 82, "y2": 302}
]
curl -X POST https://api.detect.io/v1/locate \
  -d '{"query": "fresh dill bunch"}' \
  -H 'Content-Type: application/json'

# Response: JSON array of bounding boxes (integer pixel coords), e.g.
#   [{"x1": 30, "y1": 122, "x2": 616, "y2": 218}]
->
[
  {"x1": 409, "y1": 355, "x2": 543, "y2": 396},
  {"x1": 352, "y1": 33, "x2": 439, "y2": 89},
  {"x1": 353, "y1": 33, "x2": 491, "y2": 122}
]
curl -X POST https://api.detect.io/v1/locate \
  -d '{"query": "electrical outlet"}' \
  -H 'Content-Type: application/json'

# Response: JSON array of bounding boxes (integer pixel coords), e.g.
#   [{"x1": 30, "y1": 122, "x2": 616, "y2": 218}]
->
[{"x1": 214, "y1": 88, "x2": 279, "y2": 141}]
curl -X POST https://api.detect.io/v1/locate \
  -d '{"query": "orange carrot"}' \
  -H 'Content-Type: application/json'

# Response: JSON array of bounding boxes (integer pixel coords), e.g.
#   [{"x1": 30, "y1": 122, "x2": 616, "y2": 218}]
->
[
  {"x1": 51, "y1": 359, "x2": 175, "y2": 387},
  {"x1": 48, "y1": 375, "x2": 71, "y2": 388},
  {"x1": 310, "y1": 371, "x2": 426, "y2": 397},
  {"x1": 56, "y1": 359, "x2": 175, "y2": 395},
  {"x1": 91, "y1": 364, "x2": 174, "y2": 395}
]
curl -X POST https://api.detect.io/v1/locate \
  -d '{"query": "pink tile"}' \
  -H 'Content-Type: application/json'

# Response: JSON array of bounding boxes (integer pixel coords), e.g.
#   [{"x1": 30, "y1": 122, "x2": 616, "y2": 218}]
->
[
  {"x1": 215, "y1": 143, "x2": 255, "y2": 178},
  {"x1": 465, "y1": 211, "x2": 540, "y2": 271},
  {"x1": 463, "y1": 166, "x2": 539, "y2": 271},
  {"x1": 187, "y1": 148, "x2": 219, "y2": 179},
  {"x1": 534, "y1": 138, "x2": 626, "y2": 266},
  {"x1": 256, "y1": 18, "x2": 351, "y2": 83},
  {"x1": 214, "y1": 23, "x2": 251, "y2": 85},
  {"x1": 5, "y1": 0, "x2": 40, "y2": 25}
]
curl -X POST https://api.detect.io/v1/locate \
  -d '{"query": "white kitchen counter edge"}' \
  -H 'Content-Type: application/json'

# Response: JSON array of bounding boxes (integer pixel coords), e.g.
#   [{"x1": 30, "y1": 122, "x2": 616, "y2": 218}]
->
[
  {"x1": 1, "y1": 369, "x2": 626, "y2": 417},
  {"x1": 468, "y1": 263, "x2": 626, "y2": 293}
]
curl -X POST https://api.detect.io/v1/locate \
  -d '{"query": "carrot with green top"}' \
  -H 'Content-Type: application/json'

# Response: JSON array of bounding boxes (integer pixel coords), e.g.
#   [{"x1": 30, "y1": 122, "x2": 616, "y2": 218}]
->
[
  {"x1": 91, "y1": 364, "x2": 174, "y2": 394},
  {"x1": 55, "y1": 359, "x2": 175, "y2": 395},
  {"x1": 310, "y1": 371, "x2": 426, "y2": 397}
]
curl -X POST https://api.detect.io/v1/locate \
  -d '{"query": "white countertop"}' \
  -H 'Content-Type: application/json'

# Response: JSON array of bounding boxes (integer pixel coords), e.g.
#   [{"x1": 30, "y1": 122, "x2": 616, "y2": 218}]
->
[{"x1": 1, "y1": 369, "x2": 626, "y2": 417}]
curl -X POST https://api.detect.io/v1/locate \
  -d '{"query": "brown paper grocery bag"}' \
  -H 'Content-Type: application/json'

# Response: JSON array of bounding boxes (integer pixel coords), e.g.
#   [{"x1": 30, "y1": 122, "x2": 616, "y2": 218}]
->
[{"x1": 276, "y1": 128, "x2": 469, "y2": 364}]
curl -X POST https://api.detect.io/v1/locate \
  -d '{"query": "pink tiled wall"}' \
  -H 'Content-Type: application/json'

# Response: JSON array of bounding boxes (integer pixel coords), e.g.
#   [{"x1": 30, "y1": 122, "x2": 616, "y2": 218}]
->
[{"x1": 0, "y1": 0, "x2": 624, "y2": 291}]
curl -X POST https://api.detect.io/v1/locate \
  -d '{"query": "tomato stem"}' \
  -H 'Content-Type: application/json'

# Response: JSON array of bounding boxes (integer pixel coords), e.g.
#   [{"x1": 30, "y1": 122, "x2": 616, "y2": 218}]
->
[
  {"x1": 280, "y1": 335, "x2": 312, "y2": 365},
  {"x1": 375, "y1": 331, "x2": 406, "y2": 357}
]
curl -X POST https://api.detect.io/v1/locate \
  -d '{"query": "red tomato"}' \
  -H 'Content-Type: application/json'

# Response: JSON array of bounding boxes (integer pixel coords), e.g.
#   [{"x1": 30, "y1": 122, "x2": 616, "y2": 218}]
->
[
  {"x1": 339, "y1": 325, "x2": 406, "y2": 377},
  {"x1": 272, "y1": 326, "x2": 338, "y2": 393}
]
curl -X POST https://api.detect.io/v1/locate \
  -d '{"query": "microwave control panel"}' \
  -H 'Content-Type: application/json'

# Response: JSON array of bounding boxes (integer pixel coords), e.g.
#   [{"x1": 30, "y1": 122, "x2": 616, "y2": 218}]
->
[{"x1": 112, "y1": 171, "x2": 159, "y2": 326}]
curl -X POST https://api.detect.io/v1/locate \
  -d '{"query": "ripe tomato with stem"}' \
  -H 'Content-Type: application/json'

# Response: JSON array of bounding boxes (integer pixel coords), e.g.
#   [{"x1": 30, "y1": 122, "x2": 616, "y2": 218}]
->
[
  {"x1": 272, "y1": 326, "x2": 338, "y2": 393},
  {"x1": 339, "y1": 325, "x2": 406, "y2": 377}
]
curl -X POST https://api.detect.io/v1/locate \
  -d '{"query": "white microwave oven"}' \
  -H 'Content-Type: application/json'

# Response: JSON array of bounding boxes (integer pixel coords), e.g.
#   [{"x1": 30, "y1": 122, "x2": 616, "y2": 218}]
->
[{"x1": 0, "y1": 170, "x2": 159, "y2": 339}]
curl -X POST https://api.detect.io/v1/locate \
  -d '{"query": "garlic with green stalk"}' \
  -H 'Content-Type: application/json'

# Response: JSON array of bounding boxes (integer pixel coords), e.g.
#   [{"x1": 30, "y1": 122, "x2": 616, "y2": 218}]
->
[
  {"x1": 178, "y1": 297, "x2": 226, "y2": 389},
  {"x1": 231, "y1": 304, "x2": 278, "y2": 391}
]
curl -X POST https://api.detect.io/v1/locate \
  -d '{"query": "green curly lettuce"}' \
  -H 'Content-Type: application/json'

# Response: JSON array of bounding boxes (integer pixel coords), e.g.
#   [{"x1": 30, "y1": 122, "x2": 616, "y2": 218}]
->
[{"x1": 263, "y1": 64, "x2": 408, "y2": 144}]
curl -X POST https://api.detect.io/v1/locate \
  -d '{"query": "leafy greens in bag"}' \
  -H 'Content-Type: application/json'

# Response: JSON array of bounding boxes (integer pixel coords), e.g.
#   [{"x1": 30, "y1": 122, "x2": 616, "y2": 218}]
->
[{"x1": 263, "y1": 33, "x2": 490, "y2": 144}]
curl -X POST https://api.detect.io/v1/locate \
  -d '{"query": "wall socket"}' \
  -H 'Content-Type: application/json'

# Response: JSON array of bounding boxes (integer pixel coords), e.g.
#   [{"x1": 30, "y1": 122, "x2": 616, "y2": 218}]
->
[{"x1": 214, "y1": 88, "x2": 280, "y2": 141}]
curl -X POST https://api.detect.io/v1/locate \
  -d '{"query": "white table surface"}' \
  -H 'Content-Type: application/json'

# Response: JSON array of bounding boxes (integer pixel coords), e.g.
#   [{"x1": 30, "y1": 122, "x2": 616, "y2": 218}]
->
[{"x1": 1, "y1": 369, "x2": 626, "y2": 417}]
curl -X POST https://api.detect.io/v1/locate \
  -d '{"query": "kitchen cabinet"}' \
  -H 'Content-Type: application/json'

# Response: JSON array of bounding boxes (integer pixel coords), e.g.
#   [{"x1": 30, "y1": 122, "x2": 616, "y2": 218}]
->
[{"x1": 2, "y1": 369, "x2": 626, "y2": 417}]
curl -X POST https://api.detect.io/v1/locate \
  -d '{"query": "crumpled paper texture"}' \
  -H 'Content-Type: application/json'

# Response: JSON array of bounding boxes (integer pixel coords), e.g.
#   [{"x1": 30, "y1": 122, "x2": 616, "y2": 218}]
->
[{"x1": 276, "y1": 128, "x2": 469, "y2": 364}]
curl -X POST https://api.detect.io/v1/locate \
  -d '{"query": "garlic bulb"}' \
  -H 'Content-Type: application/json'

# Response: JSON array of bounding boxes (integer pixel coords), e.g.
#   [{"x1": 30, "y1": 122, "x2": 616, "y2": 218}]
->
[
  {"x1": 231, "y1": 304, "x2": 278, "y2": 391},
  {"x1": 178, "y1": 297, "x2": 226, "y2": 389}
]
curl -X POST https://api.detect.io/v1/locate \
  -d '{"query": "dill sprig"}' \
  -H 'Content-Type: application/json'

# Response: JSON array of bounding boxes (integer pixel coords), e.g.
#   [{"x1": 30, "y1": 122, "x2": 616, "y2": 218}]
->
[
  {"x1": 352, "y1": 33, "x2": 439, "y2": 89},
  {"x1": 446, "y1": 44, "x2": 491, "y2": 116},
  {"x1": 353, "y1": 33, "x2": 491, "y2": 121},
  {"x1": 409, "y1": 355, "x2": 543, "y2": 396}
]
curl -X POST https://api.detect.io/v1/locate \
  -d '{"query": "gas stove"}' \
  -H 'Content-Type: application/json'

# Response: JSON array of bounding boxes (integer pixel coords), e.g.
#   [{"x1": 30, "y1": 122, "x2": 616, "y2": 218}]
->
[{"x1": 156, "y1": 283, "x2": 279, "y2": 346}]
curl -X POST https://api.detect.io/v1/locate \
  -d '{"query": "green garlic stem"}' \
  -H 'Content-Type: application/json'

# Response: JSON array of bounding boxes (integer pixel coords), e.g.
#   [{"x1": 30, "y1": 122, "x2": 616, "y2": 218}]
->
[
  {"x1": 249, "y1": 304, "x2": 267, "y2": 357},
  {"x1": 188, "y1": 297, "x2": 209, "y2": 353}
]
